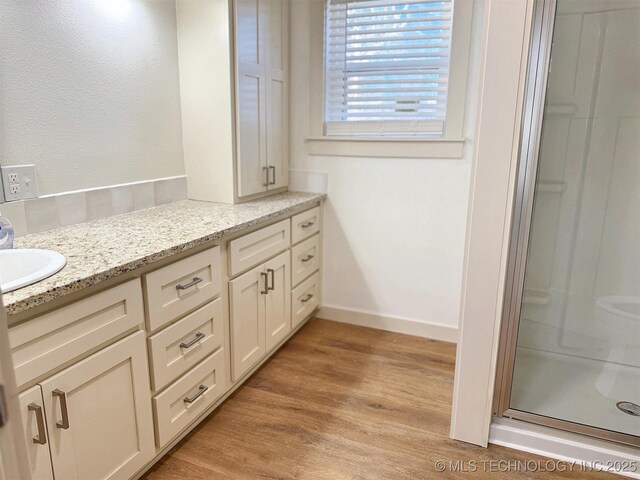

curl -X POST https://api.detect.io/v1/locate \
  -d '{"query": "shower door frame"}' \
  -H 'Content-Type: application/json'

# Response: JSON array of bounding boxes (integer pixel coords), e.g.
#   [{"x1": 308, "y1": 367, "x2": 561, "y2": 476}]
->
[{"x1": 492, "y1": 0, "x2": 640, "y2": 448}]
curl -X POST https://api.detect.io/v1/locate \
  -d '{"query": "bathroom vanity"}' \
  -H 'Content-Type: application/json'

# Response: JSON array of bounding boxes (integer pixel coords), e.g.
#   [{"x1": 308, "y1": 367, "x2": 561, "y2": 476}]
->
[{"x1": 3, "y1": 192, "x2": 324, "y2": 480}]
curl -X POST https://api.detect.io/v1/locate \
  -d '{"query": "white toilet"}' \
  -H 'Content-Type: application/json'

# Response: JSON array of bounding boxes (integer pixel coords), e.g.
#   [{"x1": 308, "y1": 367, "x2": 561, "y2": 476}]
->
[{"x1": 595, "y1": 296, "x2": 640, "y2": 398}]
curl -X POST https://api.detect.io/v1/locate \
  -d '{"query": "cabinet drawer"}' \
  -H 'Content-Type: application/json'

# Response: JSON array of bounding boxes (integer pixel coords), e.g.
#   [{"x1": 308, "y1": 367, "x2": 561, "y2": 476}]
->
[
  {"x1": 291, "y1": 234, "x2": 321, "y2": 287},
  {"x1": 144, "y1": 247, "x2": 221, "y2": 332},
  {"x1": 9, "y1": 279, "x2": 144, "y2": 389},
  {"x1": 148, "y1": 299, "x2": 224, "y2": 391},
  {"x1": 291, "y1": 206, "x2": 320, "y2": 244},
  {"x1": 153, "y1": 348, "x2": 227, "y2": 448},
  {"x1": 229, "y1": 219, "x2": 290, "y2": 276},
  {"x1": 291, "y1": 271, "x2": 321, "y2": 328}
]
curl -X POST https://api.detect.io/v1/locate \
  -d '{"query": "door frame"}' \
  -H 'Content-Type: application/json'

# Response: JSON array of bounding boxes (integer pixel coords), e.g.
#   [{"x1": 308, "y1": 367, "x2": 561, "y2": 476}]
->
[
  {"x1": 491, "y1": 0, "x2": 640, "y2": 448},
  {"x1": 492, "y1": 0, "x2": 556, "y2": 421},
  {"x1": 449, "y1": 0, "x2": 536, "y2": 447},
  {"x1": 0, "y1": 293, "x2": 31, "y2": 480}
]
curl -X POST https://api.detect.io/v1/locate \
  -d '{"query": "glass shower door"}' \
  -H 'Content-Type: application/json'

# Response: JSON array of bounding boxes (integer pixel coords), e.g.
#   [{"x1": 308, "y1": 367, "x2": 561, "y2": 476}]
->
[{"x1": 505, "y1": 0, "x2": 640, "y2": 442}]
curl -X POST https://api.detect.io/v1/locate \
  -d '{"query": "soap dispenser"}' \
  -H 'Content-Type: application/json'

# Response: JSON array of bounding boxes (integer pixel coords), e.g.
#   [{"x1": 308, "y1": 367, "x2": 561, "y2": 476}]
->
[{"x1": 0, "y1": 210, "x2": 15, "y2": 249}]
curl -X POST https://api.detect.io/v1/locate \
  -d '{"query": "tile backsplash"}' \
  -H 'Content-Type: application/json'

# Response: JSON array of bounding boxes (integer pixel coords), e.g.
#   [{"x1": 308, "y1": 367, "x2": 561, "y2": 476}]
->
[{"x1": 1, "y1": 176, "x2": 188, "y2": 237}]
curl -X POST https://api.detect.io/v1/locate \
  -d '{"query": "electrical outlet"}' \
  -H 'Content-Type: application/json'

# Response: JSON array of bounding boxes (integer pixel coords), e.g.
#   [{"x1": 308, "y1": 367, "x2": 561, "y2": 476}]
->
[{"x1": 1, "y1": 165, "x2": 38, "y2": 201}]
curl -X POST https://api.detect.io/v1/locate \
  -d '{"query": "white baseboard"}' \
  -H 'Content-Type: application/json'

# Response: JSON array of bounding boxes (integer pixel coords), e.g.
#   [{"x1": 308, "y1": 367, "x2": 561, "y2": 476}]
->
[
  {"x1": 489, "y1": 418, "x2": 640, "y2": 479},
  {"x1": 317, "y1": 305, "x2": 458, "y2": 343}
]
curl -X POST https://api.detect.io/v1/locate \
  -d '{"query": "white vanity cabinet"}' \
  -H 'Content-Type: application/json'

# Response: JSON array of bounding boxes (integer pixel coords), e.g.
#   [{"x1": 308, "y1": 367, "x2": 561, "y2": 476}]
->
[
  {"x1": 11, "y1": 281, "x2": 155, "y2": 480},
  {"x1": 39, "y1": 332, "x2": 155, "y2": 480},
  {"x1": 229, "y1": 264, "x2": 267, "y2": 379},
  {"x1": 290, "y1": 208, "x2": 322, "y2": 328},
  {"x1": 230, "y1": 250, "x2": 291, "y2": 380},
  {"x1": 228, "y1": 218, "x2": 292, "y2": 381},
  {"x1": 264, "y1": 251, "x2": 292, "y2": 351},
  {"x1": 176, "y1": 0, "x2": 289, "y2": 203},
  {"x1": 9, "y1": 202, "x2": 323, "y2": 479},
  {"x1": 142, "y1": 246, "x2": 228, "y2": 450},
  {"x1": 228, "y1": 205, "x2": 322, "y2": 382}
]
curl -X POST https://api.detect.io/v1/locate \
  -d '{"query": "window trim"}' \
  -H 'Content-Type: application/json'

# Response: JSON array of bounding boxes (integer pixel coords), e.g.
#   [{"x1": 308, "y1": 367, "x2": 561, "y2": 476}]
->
[{"x1": 306, "y1": 0, "x2": 474, "y2": 158}]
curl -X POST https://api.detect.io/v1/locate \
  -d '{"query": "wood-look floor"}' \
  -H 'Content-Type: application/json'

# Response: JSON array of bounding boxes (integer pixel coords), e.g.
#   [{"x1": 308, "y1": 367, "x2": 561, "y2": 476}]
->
[{"x1": 144, "y1": 319, "x2": 615, "y2": 479}]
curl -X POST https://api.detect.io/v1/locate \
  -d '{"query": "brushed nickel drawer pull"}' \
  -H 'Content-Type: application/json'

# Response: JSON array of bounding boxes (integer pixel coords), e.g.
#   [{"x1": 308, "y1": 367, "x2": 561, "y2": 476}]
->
[
  {"x1": 267, "y1": 269, "x2": 275, "y2": 291},
  {"x1": 269, "y1": 166, "x2": 276, "y2": 185},
  {"x1": 52, "y1": 390, "x2": 70, "y2": 429},
  {"x1": 260, "y1": 272, "x2": 269, "y2": 294},
  {"x1": 184, "y1": 384, "x2": 208, "y2": 404},
  {"x1": 301, "y1": 254, "x2": 314, "y2": 263},
  {"x1": 180, "y1": 331, "x2": 205, "y2": 349},
  {"x1": 28, "y1": 403, "x2": 47, "y2": 445},
  {"x1": 300, "y1": 221, "x2": 315, "y2": 229},
  {"x1": 300, "y1": 293, "x2": 314, "y2": 303},
  {"x1": 176, "y1": 277, "x2": 203, "y2": 291}
]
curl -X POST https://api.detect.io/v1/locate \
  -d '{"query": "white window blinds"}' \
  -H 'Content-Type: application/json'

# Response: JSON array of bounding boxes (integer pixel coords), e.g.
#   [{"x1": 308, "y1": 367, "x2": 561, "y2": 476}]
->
[{"x1": 324, "y1": 0, "x2": 453, "y2": 137}]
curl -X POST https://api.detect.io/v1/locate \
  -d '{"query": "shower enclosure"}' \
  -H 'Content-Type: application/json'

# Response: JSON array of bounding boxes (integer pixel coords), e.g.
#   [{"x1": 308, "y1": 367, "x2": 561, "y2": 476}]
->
[{"x1": 494, "y1": 0, "x2": 640, "y2": 446}]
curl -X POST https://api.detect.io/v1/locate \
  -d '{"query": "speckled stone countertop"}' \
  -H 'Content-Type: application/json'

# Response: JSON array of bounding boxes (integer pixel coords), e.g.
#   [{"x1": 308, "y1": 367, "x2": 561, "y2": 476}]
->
[{"x1": 3, "y1": 191, "x2": 325, "y2": 316}]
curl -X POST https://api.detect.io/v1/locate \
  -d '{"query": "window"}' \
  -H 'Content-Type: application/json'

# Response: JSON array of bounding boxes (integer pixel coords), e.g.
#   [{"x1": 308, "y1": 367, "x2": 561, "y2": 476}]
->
[{"x1": 324, "y1": 0, "x2": 454, "y2": 138}]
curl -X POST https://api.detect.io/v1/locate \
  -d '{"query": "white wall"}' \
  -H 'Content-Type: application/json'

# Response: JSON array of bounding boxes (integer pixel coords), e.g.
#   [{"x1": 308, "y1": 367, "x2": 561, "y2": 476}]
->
[
  {"x1": 0, "y1": 0, "x2": 185, "y2": 195},
  {"x1": 290, "y1": 1, "x2": 483, "y2": 339}
]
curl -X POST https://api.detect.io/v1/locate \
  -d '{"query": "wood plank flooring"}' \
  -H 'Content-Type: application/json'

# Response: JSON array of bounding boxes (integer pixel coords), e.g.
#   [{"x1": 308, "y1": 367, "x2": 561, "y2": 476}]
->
[{"x1": 144, "y1": 319, "x2": 616, "y2": 479}]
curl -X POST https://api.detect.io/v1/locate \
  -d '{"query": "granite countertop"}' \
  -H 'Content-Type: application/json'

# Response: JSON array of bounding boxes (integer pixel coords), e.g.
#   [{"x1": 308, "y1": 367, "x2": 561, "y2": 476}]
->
[{"x1": 3, "y1": 191, "x2": 325, "y2": 316}]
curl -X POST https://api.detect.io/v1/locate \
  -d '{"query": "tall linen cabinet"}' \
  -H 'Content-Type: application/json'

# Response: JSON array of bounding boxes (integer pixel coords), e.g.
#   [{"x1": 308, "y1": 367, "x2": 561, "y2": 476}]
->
[{"x1": 177, "y1": 0, "x2": 289, "y2": 203}]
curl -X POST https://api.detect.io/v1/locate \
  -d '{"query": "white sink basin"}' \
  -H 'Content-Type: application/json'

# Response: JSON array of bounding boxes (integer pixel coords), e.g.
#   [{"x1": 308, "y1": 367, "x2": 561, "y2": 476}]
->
[{"x1": 0, "y1": 249, "x2": 66, "y2": 293}]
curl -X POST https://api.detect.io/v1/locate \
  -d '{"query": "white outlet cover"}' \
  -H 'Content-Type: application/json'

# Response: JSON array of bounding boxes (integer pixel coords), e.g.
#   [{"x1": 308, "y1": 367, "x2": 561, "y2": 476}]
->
[{"x1": 1, "y1": 165, "x2": 38, "y2": 202}]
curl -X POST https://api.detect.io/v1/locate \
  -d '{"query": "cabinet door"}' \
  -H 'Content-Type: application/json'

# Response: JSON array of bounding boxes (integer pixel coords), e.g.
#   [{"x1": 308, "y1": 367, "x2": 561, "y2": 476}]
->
[
  {"x1": 40, "y1": 331, "x2": 154, "y2": 480},
  {"x1": 236, "y1": 0, "x2": 268, "y2": 197},
  {"x1": 265, "y1": 0, "x2": 289, "y2": 190},
  {"x1": 265, "y1": 250, "x2": 291, "y2": 351},
  {"x1": 18, "y1": 386, "x2": 53, "y2": 480},
  {"x1": 229, "y1": 264, "x2": 267, "y2": 381}
]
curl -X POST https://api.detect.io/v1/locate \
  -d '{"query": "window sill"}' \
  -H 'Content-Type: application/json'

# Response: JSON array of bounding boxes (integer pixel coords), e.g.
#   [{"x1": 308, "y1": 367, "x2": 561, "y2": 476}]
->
[{"x1": 305, "y1": 136, "x2": 466, "y2": 159}]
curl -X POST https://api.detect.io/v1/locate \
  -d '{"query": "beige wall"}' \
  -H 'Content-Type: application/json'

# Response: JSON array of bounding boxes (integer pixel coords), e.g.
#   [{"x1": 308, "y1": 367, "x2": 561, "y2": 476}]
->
[{"x1": 0, "y1": 0, "x2": 185, "y2": 196}]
